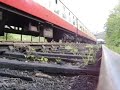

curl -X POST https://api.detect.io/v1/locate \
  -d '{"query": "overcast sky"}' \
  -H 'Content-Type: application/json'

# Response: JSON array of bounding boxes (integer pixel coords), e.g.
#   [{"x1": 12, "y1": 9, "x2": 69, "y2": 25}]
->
[{"x1": 61, "y1": 0, "x2": 118, "y2": 34}]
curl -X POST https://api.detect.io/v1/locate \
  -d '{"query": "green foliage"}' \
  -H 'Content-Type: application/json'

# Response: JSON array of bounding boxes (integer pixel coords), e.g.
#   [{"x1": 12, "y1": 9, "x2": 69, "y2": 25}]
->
[
  {"x1": 71, "y1": 48, "x2": 78, "y2": 54},
  {"x1": 105, "y1": 2, "x2": 120, "y2": 53},
  {"x1": 0, "y1": 33, "x2": 15, "y2": 41},
  {"x1": 81, "y1": 45, "x2": 99, "y2": 67},
  {"x1": 55, "y1": 57, "x2": 61, "y2": 64},
  {"x1": 65, "y1": 45, "x2": 78, "y2": 54},
  {"x1": 25, "y1": 55, "x2": 36, "y2": 61},
  {"x1": 27, "y1": 46, "x2": 35, "y2": 52},
  {"x1": 0, "y1": 33, "x2": 47, "y2": 42},
  {"x1": 107, "y1": 45, "x2": 120, "y2": 54},
  {"x1": 65, "y1": 45, "x2": 72, "y2": 50},
  {"x1": 39, "y1": 56, "x2": 48, "y2": 63},
  {"x1": 25, "y1": 55, "x2": 48, "y2": 63}
]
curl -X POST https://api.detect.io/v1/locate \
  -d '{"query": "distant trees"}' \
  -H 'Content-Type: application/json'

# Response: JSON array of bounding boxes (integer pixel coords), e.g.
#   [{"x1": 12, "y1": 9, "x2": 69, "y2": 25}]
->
[{"x1": 105, "y1": 2, "x2": 120, "y2": 47}]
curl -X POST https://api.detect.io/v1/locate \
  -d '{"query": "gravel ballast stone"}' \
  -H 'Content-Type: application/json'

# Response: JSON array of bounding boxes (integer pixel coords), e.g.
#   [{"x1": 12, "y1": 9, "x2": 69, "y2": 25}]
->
[{"x1": 0, "y1": 68, "x2": 98, "y2": 90}]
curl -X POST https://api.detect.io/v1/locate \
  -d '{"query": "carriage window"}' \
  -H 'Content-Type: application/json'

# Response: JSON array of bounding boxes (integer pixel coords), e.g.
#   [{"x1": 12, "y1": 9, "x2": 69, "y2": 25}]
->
[
  {"x1": 73, "y1": 21, "x2": 75, "y2": 25},
  {"x1": 76, "y1": 18, "x2": 78, "y2": 25},
  {"x1": 69, "y1": 12, "x2": 70, "y2": 15},
  {"x1": 63, "y1": 6, "x2": 65, "y2": 11},
  {"x1": 55, "y1": 0, "x2": 58, "y2": 4}
]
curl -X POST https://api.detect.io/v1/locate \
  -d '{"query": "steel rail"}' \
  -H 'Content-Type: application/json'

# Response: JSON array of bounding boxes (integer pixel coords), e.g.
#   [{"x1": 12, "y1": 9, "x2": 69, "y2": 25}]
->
[{"x1": 97, "y1": 45, "x2": 120, "y2": 90}]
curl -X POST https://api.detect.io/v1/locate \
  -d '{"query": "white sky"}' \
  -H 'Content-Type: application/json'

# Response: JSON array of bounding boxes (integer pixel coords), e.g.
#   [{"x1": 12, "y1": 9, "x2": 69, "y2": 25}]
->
[{"x1": 61, "y1": 0, "x2": 118, "y2": 34}]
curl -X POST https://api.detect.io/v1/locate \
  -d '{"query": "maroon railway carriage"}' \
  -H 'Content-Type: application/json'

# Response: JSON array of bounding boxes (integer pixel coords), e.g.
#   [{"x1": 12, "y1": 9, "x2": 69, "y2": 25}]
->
[{"x1": 0, "y1": 0, "x2": 96, "y2": 43}]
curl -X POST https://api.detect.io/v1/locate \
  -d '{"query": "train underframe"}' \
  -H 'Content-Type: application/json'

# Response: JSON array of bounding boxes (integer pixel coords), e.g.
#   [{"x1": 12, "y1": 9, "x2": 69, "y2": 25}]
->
[{"x1": 0, "y1": 4, "x2": 94, "y2": 44}]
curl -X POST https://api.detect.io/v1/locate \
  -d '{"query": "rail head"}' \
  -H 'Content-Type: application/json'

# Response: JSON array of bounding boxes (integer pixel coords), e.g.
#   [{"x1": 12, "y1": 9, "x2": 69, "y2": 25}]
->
[{"x1": 97, "y1": 45, "x2": 120, "y2": 90}]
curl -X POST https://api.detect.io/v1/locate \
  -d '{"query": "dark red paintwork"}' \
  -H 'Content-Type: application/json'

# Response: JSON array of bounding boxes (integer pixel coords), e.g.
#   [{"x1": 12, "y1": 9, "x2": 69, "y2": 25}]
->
[{"x1": 0, "y1": 0, "x2": 96, "y2": 41}]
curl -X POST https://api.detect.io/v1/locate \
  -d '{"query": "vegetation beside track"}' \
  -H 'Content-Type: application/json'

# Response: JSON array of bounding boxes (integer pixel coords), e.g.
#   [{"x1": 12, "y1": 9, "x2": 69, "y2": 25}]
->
[
  {"x1": 0, "y1": 33, "x2": 47, "y2": 42},
  {"x1": 0, "y1": 43, "x2": 101, "y2": 68},
  {"x1": 105, "y1": 1, "x2": 120, "y2": 54}
]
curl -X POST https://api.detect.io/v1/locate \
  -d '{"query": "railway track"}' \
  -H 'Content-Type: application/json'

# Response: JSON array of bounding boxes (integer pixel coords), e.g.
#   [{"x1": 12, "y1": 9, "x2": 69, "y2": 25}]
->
[
  {"x1": 0, "y1": 42, "x2": 102, "y2": 90},
  {"x1": 1, "y1": 0, "x2": 118, "y2": 89}
]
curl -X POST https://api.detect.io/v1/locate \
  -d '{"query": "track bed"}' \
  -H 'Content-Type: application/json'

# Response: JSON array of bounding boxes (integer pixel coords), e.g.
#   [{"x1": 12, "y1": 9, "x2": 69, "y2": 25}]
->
[
  {"x1": 0, "y1": 68, "x2": 98, "y2": 90},
  {"x1": 0, "y1": 43, "x2": 102, "y2": 90}
]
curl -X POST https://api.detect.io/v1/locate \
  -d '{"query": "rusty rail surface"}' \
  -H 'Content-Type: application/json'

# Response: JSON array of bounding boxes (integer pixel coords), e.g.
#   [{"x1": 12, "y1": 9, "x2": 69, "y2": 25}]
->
[{"x1": 97, "y1": 45, "x2": 120, "y2": 90}]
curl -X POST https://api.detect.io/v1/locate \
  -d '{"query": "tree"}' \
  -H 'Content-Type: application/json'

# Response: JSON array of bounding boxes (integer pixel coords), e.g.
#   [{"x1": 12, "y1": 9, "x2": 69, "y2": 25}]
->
[{"x1": 105, "y1": 2, "x2": 120, "y2": 47}]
